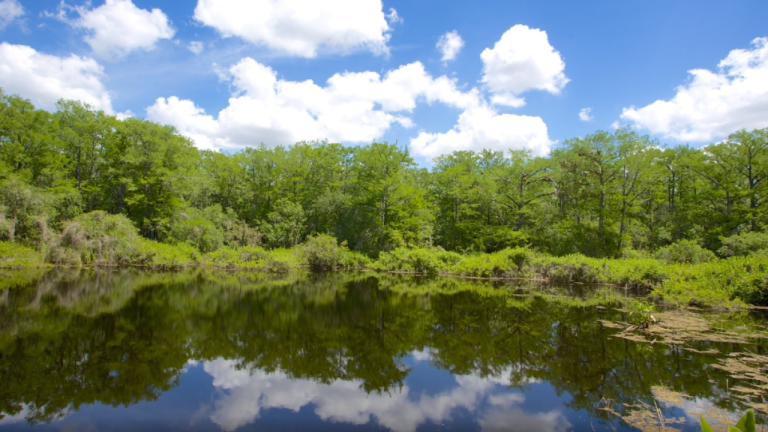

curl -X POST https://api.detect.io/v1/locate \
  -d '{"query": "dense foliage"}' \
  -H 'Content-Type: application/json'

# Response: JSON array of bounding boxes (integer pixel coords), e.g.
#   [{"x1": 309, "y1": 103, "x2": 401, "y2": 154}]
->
[
  {"x1": 3, "y1": 90, "x2": 767, "y2": 259},
  {"x1": 2, "y1": 90, "x2": 768, "y2": 305}
]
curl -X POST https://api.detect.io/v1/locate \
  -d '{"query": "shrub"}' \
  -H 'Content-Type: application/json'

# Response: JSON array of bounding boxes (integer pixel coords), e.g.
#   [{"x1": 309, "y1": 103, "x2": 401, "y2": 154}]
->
[
  {"x1": 654, "y1": 239, "x2": 715, "y2": 264},
  {"x1": 655, "y1": 256, "x2": 768, "y2": 307},
  {"x1": 165, "y1": 217, "x2": 224, "y2": 253},
  {"x1": 203, "y1": 246, "x2": 269, "y2": 269},
  {"x1": 530, "y1": 254, "x2": 604, "y2": 284},
  {"x1": 47, "y1": 211, "x2": 138, "y2": 266},
  {"x1": 603, "y1": 259, "x2": 666, "y2": 287},
  {"x1": 338, "y1": 250, "x2": 372, "y2": 269},
  {"x1": 301, "y1": 234, "x2": 345, "y2": 271},
  {"x1": 374, "y1": 248, "x2": 444, "y2": 274},
  {"x1": 300, "y1": 234, "x2": 371, "y2": 271},
  {"x1": 448, "y1": 247, "x2": 533, "y2": 278},
  {"x1": 0, "y1": 241, "x2": 46, "y2": 268},
  {"x1": 134, "y1": 239, "x2": 200, "y2": 268},
  {"x1": 718, "y1": 232, "x2": 768, "y2": 257}
]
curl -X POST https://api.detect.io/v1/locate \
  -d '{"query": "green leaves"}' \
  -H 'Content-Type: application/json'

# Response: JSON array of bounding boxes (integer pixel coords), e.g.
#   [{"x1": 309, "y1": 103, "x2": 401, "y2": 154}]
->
[
  {"x1": 700, "y1": 415, "x2": 715, "y2": 432},
  {"x1": 701, "y1": 409, "x2": 755, "y2": 432},
  {"x1": 735, "y1": 409, "x2": 756, "y2": 432}
]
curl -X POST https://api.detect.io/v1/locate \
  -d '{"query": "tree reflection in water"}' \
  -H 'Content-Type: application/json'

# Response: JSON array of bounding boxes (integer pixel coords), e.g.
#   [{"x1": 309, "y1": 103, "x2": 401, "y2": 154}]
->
[{"x1": 0, "y1": 269, "x2": 765, "y2": 430}]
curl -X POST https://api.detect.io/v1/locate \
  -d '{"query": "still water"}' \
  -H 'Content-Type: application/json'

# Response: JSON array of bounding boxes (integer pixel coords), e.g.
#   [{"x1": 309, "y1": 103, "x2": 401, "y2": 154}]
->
[{"x1": 0, "y1": 269, "x2": 766, "y2": 432}]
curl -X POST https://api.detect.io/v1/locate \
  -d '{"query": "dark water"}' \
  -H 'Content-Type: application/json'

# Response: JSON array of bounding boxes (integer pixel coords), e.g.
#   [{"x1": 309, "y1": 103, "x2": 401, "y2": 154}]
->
[{"x1": 0, "y1": 269, "x2": 766, "y2": 432}]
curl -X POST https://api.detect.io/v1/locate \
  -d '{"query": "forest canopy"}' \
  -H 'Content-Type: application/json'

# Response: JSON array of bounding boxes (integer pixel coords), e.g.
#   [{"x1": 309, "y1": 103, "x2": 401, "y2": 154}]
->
[{"x1": 1, "y1": 89, "x2": 767, "y2": 258}]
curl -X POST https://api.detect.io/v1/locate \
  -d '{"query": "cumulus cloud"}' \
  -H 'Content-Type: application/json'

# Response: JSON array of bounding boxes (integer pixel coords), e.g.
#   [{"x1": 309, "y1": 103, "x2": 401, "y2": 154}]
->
[
  {"x1": 621, "y1": 37, "x2": 768, "y2": 142},
  {"x1": 410, "y1": 106, "x2": 553, "y2": 159},
  {"x1": 147, "y1": 59, "x2": 481, "y2": 150},
  {"x1": 578, "y1": 107, "x2": 593, "y2": 122},
  {"x1": 194, "y1": 0, "x2": 392, "y2": 58},
  {"x1": 67, "y1": 0, "x2": 174, "y2": 59},
  {"x1": 0, "y1": 43, "x2": 112, "y2": 112},
  {"x1": 0, "y1": 0, "x2": 23, "y2": 30},
  {"x1": 481, "y1": 24, "x2": 568, "y2": 108},
  {"x1": 437, "y1": 30, "x2": 464, "y2": 63},
  {"x1": 202, "y1": 358, "x2": 557, "y2": 432}
]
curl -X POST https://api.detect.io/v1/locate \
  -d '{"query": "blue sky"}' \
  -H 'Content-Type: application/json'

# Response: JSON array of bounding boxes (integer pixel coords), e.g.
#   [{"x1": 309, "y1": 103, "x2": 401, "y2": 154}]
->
[{"x1": 1, "y1": 0, "x2": 767, "y2": 165}]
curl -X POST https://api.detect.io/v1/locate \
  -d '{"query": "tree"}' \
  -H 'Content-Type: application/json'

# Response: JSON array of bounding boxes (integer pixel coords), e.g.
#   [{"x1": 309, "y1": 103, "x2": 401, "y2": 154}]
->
[
  {"x1": 107, "y1": 119, "x2": 198, "y2": 238},
  {"x1": 260, "y1": 198, "x2": 306, "y2": 248},
  {"x1": 727, "y1": 129, "x2": 768, "y2": 230},
  {"x1": 495, "y1": 149, "x2": 552, "y2": 231}
]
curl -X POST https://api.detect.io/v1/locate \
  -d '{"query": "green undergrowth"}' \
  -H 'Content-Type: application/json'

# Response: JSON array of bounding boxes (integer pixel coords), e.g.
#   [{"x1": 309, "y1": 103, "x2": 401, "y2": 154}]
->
[
  {"x1": 367, "y1": 246, "x2": 768, "y2": 308},
  {"x1": 3, "y1": 217, "x2": 768, "y2": 308},
  {"x1": 654, "y1": 256, "x2": 768, "y2": 308},
  {"x1": 0, "y1": 241, "x2": 46, "y2": 269},
  {"x1": 202, "y1": 246, "x2": 302, "y2": 272}
]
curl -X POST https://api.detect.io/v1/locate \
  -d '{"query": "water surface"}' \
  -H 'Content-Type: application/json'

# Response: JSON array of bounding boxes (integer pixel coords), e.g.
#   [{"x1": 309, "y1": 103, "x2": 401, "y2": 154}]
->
[{"x1": 0, "y1": 269, "x2": 766, "y2": 431}]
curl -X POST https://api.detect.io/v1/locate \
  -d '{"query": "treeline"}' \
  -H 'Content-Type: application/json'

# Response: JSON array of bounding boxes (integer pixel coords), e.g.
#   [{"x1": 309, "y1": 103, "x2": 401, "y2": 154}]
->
[{"x1": 1, "y1": 89, "x2": 767, "y2": 257}]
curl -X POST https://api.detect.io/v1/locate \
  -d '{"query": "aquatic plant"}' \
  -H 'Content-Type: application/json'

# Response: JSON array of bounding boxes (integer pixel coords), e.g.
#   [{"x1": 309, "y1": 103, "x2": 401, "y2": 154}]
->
[{"x1": 701, "y1": 409, "x2": 755, "y2": 432}]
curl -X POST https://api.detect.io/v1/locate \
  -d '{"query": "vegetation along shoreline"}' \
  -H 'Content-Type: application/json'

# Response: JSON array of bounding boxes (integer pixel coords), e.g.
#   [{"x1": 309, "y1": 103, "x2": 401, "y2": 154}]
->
[{"x1": 1, "y1": 90, "x2": 767, "y2": 310}]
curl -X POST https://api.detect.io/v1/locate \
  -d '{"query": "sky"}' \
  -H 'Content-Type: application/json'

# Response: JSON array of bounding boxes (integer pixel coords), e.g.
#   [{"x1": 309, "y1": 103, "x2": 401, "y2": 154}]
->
[{"x1": 1, "y1": 0, "x2": 767, "y2": 166}]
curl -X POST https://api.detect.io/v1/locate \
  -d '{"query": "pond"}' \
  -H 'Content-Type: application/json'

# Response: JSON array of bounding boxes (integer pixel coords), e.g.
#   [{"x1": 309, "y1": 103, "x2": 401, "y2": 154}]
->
[{"x1": 0, "y1": 269, "x2": 767, "y2": 432}]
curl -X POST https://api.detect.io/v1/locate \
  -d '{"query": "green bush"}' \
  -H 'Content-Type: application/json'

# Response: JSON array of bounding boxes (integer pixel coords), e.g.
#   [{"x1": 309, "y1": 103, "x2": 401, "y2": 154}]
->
[
  {"x1": 0, "y1": 241, "x2": 46, "y2": 268},
  {"x1": 603, "y1": 259, "x2": 666, "y2": 287},
  {"x1": 134, "y1": 239, "x2": 200, "y2": 268},
  {"x1": 530, "y1": 254, "x2": 604, "y2": 284},
  {"x1": 203, "y1": 246, "x2": 269, "y2": 269},
  {"x1": 165, "y1": 217, "x2": 224, "y2": 253},
  {"x1": 300, "y1": 234, "x2": 369, "y2": 271},
  {"x1": 655, "y1": 256, "x2": 768, "y2": 307},
  {"x1": 374, "y1": 248, "x2": 444, "y2": 274},
  {"x1": 301, "y1": 234, "x2": 344, "y2": 271},
  {"x1": 202, "y1": 246, "x2": 301, "y2": 272},
  {"x1": 718, "y1": 232, "x2": 768, "y2": 257},
  {"x1": 47, "y1": 211, "x2": 139, "y2": 266},
  {"x1": 448, "y1": 247, "x2": 532, "y2": 278},
  {"x1": 0, "y1": 177, "x2": 54, "y2": 246},
  {"x1": 654, "y1": 239, "x2": 715, "y2": 264}
]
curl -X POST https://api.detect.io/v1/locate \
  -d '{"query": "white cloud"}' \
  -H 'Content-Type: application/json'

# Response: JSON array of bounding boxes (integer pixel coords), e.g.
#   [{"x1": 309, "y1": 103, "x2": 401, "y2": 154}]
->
[
  {"x1": 437, "y1": 30, "x2": 464, "y2": 63},
  {"x1": 71, "y1": 0, "x2": 174, "y2": 59},
  {"x1": 409, "y1": 106, "x2": 553, "y2": 160},
  {"x1": 0, "y1": 43, "x2": 113, "y2": 112},
  {"x1": 386, "y1": 8, "x2": 402, "y2": 25},
  {"x1": 202, "y1": 358, "x2": 557, "y2": 432},
  {"x1": 115, "y1": 109, "x2": 134, "y2": 120},
  {"x1": 481, "y1": 24, "x2": 568, "y2": 107},
  {"x1": 410, "y1": 348, "x2": 434, "y2": 362},
  {"x1": 621, "y1": 37, "x2": 768, "y2": 142},
  {"x1": 0, "y1": 404, "x2": 29, "y2": 426},
  {"x1": 194, "y1": 0, "x2": 391, "y2": 58},
  {"x1": 480, "y1": 408, "x2": 571, "y2": 432},
  {"x1": 148, "y1": 59, "x2": 481, "y2": 150},
  {"x1": 578, "y1": 107, "x2": 593, "y2": 122},
  {"x1": 188, "y1": 41, "x2": 204, "y2": 55},
  {"x1": 147, "y1": 97, "x2": 221, "y2": 150},
  {"x1": 0, "y1": 0, "x2": 23, "y2": 30}
]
